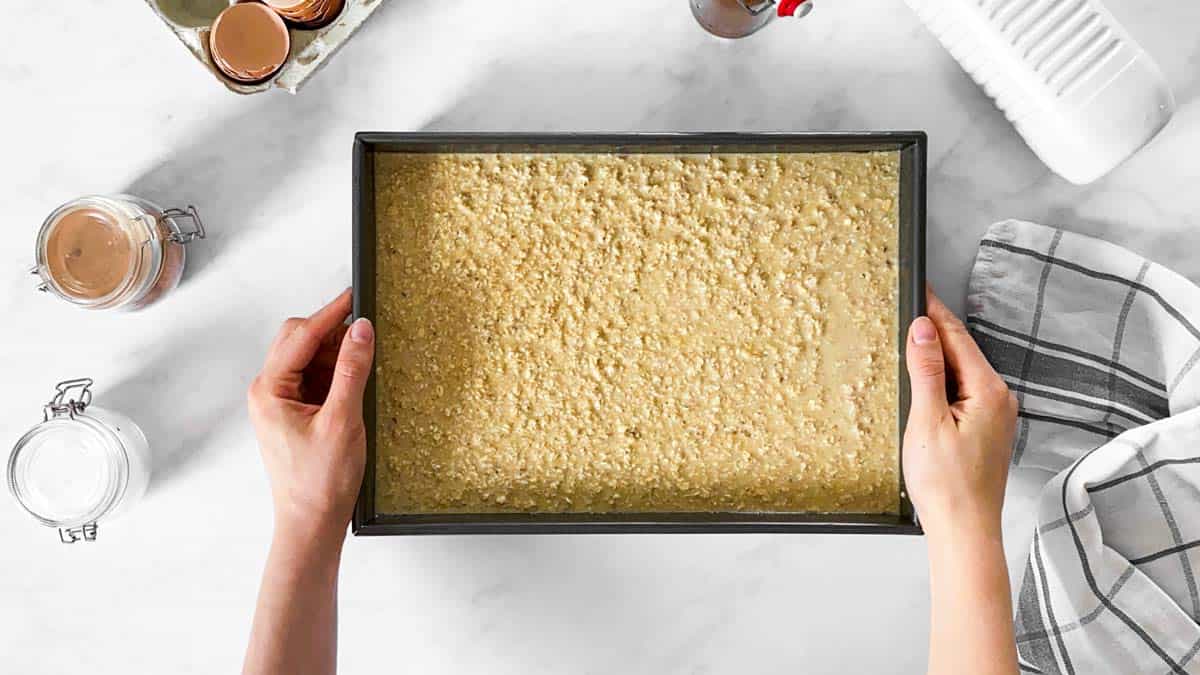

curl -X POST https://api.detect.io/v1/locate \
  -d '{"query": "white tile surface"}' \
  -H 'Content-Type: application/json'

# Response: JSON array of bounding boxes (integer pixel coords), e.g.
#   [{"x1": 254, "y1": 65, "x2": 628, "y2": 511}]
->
[{"x1": 2, "y1": 1, "x2": 1199, "y2": 673}]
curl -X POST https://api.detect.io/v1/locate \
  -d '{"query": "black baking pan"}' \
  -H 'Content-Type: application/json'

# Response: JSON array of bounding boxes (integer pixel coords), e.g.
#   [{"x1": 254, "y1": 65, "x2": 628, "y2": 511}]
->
[{"x1": 352, "y1": 132, "x2": 926, "y2": 536}]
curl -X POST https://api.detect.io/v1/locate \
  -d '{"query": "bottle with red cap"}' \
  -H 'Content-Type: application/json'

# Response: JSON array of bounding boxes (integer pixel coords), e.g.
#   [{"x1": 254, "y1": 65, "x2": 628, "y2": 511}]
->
[{"x1": 689, "y1": 0, "x2": 813, "y2": 39}]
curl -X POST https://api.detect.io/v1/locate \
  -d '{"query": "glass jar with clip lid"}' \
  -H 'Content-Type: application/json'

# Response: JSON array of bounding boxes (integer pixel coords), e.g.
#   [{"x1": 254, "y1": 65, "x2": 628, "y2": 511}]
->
[
  {"x1": 31, "y1": 194, "x2": 205, "y2": 311},
  {"x1": 7, "y1": 379, "x2": 152, "y2": 543}
]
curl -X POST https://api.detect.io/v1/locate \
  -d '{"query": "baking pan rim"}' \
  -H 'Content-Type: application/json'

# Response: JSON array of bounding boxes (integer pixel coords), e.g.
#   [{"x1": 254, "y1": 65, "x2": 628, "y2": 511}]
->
[{"x1": 352, "y1": 131, "x2": 927, "y2": 536}]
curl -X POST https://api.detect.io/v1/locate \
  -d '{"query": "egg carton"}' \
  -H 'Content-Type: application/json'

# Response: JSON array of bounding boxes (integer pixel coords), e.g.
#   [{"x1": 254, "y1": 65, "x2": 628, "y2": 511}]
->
[{"x1": 145, "y1": 0, "x2": 383, "y2": 95}]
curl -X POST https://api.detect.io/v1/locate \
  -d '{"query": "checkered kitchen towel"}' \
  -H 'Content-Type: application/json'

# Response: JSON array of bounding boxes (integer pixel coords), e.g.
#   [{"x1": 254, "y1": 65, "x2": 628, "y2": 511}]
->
[{"x1": 968, "y1": 220, "x2": 1200, "y2": 674}]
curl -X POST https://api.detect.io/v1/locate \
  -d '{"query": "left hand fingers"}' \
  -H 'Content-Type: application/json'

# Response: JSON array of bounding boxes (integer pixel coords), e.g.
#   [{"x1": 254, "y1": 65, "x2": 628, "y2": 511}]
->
[
  {"x1": 312, "y1": 325, "x2": 350, "y2": 370},
  {"x1": 262, "y1": 289, "x2": 352, "y2": 382},
  {"x1": 321, "y1": 318, "x2": 375, "y2": 422}
]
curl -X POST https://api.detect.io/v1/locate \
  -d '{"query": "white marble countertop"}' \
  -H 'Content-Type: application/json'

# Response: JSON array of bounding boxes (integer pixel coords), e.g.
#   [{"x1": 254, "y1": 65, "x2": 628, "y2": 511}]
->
[{"x1": 3, "y1": 1, "x2": 1199, "y2": 672}]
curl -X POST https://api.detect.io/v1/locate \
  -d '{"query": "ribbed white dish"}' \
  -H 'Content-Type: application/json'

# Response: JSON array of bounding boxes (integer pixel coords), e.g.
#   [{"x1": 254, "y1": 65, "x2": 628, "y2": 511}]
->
[{"x1": 904, "y1": 0, "x2": 1175, "y2": 184}]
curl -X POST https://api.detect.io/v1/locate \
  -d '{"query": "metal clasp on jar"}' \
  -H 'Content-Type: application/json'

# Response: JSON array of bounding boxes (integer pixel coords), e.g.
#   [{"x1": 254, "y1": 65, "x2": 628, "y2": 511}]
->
[
  {"x1": 161, "y1": 205, "x2": 206, "y2": 244},
  {"x1": 43, "y1": 377, "x2": 94, "y2": 421},
  {"x1": 132, "y1": 204, "x2": 207, "y2": 244},
  {"x1": 30, "y1": 265, "x2": 47, "y2": 293},
  {"x1": 59, "y1": 523, "x2": 98, "y2": 543},
  {"x1": 128, "y1": 204, "x2": 206, "y2": 245}
]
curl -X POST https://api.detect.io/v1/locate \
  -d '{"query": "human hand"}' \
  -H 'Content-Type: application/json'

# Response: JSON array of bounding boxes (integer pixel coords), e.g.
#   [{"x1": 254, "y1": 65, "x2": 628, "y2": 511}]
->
[
  {"x1": 903, "y1": 287, "x2": 1017, "y2": 539},
  {"x1": 247, "y1": 289, "x2": 375, "y2": 541}
]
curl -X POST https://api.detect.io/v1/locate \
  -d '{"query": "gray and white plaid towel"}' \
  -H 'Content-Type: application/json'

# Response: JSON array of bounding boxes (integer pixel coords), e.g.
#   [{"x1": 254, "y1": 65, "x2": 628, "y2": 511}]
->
[{"x1": 967, "y1": 220, "x2": 1200, "y2": 674}]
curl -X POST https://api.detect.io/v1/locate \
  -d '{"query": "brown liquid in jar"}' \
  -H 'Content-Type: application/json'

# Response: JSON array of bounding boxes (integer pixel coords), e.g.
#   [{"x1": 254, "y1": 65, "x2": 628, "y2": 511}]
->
[{"x1": 44, "y1": 207, "x2": 134, "y2": 300}]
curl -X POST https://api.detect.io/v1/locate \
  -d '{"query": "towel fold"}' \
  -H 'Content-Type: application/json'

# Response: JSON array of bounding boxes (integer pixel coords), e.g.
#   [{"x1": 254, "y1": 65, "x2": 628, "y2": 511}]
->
[{"x1": 968, "y1": 220, "x2": 1200, "y2": 674}]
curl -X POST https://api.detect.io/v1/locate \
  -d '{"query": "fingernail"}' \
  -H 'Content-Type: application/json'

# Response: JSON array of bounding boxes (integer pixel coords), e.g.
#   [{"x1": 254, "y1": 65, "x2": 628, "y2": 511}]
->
[
  {"x1": 350, "y1": 318, "x2": 373, "y2": 343},
  {"x1": 912, "y1": 316, "x2": 937, "y2": 344}
]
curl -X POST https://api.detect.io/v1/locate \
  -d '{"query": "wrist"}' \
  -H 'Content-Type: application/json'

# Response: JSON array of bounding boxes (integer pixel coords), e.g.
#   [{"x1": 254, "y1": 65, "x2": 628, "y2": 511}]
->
[
  {"x1": 272, "y1": 510, "x2": 348, "y2": 563},
  {"x1": 923, "y1": 507, "x2": 1004, "y2": 556},
  {"x1": 917, "y1": 492, "x2": 1001, "y2": 537}
]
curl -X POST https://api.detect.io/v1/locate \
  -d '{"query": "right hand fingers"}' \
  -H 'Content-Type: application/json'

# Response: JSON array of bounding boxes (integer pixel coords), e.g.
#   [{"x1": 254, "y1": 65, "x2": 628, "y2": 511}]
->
[
  {"x1": 925, "y1": 288, "x2": 1006, "y2": 404},
  {"x1": 906, "y1": 315, "x2": 950, "y2": 424}
]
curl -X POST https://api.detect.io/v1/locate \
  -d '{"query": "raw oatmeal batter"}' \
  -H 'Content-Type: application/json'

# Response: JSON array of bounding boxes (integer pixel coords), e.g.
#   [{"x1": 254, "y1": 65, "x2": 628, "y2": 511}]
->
[{"x1": 374, "y1": 151, "x2": 900, "y2": 514}]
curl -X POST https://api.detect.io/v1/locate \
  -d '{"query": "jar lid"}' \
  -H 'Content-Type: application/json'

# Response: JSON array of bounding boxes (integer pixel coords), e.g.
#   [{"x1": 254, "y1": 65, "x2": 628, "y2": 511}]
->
[{"x1": 6, "y1": 379, "x2": 126, "y2": 532}]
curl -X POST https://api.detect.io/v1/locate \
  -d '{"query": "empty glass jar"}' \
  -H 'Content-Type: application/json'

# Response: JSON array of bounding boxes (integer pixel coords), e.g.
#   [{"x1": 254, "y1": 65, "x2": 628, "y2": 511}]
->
[{"x1": 8, "y1": 379, "x2": 152, "y2": 543}]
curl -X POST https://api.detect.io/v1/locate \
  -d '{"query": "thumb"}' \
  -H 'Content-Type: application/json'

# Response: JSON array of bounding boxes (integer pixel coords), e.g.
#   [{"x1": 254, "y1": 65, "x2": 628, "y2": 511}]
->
[
  {"x1": 325, "y1": 318, "x2": 375, "y2": 420},
  {"x1": 906, "y1": 316, "x2": 949, "y2": 422}
]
